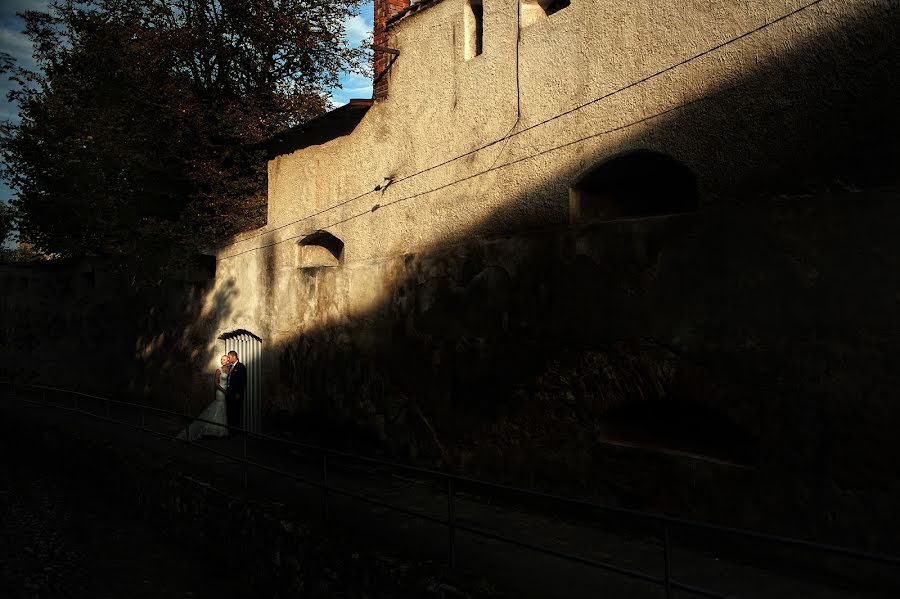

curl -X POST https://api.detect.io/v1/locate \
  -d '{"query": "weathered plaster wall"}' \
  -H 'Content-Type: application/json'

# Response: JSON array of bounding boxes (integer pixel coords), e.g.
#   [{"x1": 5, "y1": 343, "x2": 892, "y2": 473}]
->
[
  {"x1": 203, "y1": 0, "x2": 900, "y2": 550},
  {"x1": 208, "y1": 191, "x2": 900, "y2": 551},
  {"x1": 238, "y1": 0, "x2": 899, "y2": 263},
  {"x1": 309, "y1": 190, "x2": 900, "y2": 545},
  {"x1": 4, "y1": 0, "x2": 896, "y2": 556}
]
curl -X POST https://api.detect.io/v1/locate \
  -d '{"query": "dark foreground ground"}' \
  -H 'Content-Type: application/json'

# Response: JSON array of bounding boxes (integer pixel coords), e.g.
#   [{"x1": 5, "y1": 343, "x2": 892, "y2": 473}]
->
[
  {"x1": 2, "y1": 394, "x2": 899, "y2": 599},
  {"x1": 0, "y1": 457, "x2": 251, "y2": 599}
]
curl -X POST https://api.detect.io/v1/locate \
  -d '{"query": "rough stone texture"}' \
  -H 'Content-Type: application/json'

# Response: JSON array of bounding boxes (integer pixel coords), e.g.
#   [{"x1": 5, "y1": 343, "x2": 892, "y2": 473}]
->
[
  {"x1": 244, "y1": 0, "x2": 900, "y2": 259},
  {"x1": 3, "y1": 0, "x2": 900, "y2": 562},
  {"x1": 210, "y1": 190, "x2": 900, "y2": 553},
  {"x1": 196, "y1": 0, "x2": 900, "y2": 553}
]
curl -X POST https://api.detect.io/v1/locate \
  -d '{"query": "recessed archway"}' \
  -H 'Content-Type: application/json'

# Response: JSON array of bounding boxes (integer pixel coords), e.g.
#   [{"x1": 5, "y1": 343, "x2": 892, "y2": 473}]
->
[
  {"x1": 570, "y1": 150, "x2": 699, "y2": 224},
  {"x1": 297, "y1": 230, "x2": 344, "y2": 267}
]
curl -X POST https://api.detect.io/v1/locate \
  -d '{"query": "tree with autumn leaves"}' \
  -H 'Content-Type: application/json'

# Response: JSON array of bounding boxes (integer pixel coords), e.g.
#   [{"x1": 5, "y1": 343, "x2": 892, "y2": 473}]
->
[{"x1": 1, "y1": 0, "x2": 366, "y2": 266}]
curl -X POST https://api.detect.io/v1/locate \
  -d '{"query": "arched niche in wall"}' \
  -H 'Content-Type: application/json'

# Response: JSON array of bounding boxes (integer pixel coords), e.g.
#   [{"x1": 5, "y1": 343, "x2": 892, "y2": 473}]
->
[
  {"x1": 520, "y1": 0, "x2": 570, "y2": 28},
  {"x1": 296, "y1": 230, "x2": 344, "y2": 268},
  {"x1": 569, "y1": 150, "x2": 698, "y2": 224}
]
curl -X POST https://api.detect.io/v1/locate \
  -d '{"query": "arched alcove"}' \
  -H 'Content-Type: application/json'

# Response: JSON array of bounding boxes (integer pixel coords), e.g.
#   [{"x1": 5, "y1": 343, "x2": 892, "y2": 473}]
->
[
  {"x1": 570, "y1": 150, "x2": 698, "y2": 224},
  {"x1": 596, "y1": 399, "x2": 755, "y2": 466},
  {"x1": 219, "y1": 329, "x2": 263, "y2": 433},
  {"x1": 297, "y1": 230, "x2": 344, "y2": 268}
]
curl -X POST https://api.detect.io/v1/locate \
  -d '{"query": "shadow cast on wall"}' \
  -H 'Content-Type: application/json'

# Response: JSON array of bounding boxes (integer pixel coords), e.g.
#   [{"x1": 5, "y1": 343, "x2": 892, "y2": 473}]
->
[
  {"x1": 1, "y1": 1, "x2": 897, "y2": 555},
  {"x1": 253, "y1": 2, "x2": 900, "y2": 550},
  {"x1": 0, "y1": 255, "x2": 233, "y2": 416}
]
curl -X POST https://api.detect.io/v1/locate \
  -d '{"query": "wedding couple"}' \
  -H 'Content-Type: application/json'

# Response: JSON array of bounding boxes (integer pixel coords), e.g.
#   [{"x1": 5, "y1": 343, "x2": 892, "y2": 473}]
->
[{"x1": 177, "y1": 350, "x2": 247, "y2": 441}]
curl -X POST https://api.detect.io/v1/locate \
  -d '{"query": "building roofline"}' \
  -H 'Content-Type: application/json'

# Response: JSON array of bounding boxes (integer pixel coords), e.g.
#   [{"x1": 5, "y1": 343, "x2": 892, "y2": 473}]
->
[
  {"x1": 266, "y1": 98, "x2": 374, "y2": 159},
  {"x1": 387, "y1": 0, "x2": 446, "y2": 28}
]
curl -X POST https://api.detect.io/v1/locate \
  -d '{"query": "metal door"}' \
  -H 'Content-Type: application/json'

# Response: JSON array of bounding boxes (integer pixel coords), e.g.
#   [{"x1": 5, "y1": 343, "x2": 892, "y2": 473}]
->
[{"x1": 219, "y1": 329, "x2": 262, "y2": 433}]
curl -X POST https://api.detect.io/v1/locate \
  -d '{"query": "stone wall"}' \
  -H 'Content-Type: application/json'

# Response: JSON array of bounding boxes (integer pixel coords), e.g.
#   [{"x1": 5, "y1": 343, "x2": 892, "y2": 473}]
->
[
  {"x1": 199, "y1": 0, "x2": 900, "y2": 553},
  {"x1": 238, "y1": 0, "x2": 900, "y2": 261},
  {"x1": 3, "y1": 0, "x2": 899, "y2": 561},
  {"x1": 250, "y1": 189, "x2": 900, "y2": 553},
  {"x1": 0, "y1": 256, "x2": 220, "y2": 415}
]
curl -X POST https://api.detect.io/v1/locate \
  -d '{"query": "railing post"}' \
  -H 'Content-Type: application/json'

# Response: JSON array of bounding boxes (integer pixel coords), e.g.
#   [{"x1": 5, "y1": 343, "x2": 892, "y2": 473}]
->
[
  {"x1": 448, "y1": 477, "x2": 456, "y2": 569},
  {"x1": 105, "y1": 398, "x2": 110, "y2": 418},
  {"x1": 242, "y1": 433, "x2": 248, "y2": 489},
  {"x1": 73, "y1": 392, "x2": 78, "y2": 411},
  {"x1": 140, "y1": 405, "x2": 147, "y2": 451},
  {"x1": 322, "y1": 454, "x2": 329, "y2": 525},
  {"x1": 663, "y1": 525, "x2": 673, "y2": 599}
]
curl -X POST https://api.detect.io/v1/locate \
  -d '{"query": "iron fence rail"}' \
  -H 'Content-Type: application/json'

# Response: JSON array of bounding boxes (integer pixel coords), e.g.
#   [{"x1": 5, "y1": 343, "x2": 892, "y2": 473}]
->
[{"x1": 4, "y1": 381, "x2": 899, "y2": 599}]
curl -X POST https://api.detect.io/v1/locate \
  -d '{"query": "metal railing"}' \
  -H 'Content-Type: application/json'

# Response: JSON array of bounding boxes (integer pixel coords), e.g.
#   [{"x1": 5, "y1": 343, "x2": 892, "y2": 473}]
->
[{"x1": 4, "y1": 381, "x2": 899, "y2": 599}]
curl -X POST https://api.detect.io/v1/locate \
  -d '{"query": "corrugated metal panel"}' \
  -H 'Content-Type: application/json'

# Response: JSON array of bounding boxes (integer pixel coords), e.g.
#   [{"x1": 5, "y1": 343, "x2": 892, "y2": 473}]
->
[{"x1": 220, "y1": 330, "x2": 263, "y2": 434}]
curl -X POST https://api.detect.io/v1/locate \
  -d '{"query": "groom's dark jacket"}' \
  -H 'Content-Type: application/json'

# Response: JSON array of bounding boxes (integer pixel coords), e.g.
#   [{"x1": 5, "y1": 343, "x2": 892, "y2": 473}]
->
[{"x1": 226, "y1": 362, "x2": 247, "y2": 400}]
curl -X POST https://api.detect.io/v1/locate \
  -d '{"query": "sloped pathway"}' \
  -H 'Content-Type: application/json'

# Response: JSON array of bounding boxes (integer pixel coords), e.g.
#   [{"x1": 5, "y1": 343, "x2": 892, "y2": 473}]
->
[
  {"x1": 2, "y1": 392, "x2": 897, "y2": 599},
  {"x1": 0, "y1": 443, "x2": 251, "y2": 599}
]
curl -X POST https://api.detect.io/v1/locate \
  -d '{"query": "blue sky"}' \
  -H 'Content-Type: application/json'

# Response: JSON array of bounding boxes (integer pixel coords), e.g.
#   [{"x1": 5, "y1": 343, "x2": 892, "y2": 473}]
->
[
  {"x1": 0, "y1": 0, "x2": 374, "y2": 226},
  {"x1": 333, "y1": 3, "x2": 376, "y2": 106}
]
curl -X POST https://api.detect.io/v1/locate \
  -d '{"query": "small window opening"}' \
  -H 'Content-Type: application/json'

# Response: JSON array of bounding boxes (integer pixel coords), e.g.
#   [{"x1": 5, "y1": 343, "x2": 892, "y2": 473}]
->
[
  {"x1": 464, "y1": 0, "x2": 484, "y2": 60},
  {"x1": 521, "y1": 0, "x2": 569, "y2": 27},
  {"x1": 296, "y1": 230, "x2": 344, "y2": 268},
  {"x1": 570, "y1": 150, "x2": 698, "y2": 224}
]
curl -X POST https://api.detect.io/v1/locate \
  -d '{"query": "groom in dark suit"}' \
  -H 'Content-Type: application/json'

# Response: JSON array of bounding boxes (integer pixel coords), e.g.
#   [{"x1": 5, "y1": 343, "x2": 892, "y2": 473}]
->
[{"x1": 225, "y1": 350, "x2": 247, "y2": 433}]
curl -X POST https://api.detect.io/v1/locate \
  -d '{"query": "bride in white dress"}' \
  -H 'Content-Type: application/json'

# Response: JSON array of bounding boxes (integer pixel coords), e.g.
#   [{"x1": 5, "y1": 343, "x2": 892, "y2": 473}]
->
[{"x1": 177, "y1": 355, "x2": 230, "y2": 440}]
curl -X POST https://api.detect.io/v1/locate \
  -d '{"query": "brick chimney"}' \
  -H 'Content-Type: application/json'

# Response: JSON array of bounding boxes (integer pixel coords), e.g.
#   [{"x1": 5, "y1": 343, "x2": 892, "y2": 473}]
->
[{"x1": 373, "y1": 0, "x2": 410, "y2": 100}]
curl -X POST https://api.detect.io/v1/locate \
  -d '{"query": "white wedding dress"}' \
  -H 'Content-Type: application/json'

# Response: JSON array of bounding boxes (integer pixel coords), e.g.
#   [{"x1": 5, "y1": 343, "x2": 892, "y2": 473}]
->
[{"x1": 177, "y1": 371, "x2": 230, "y2": 440}]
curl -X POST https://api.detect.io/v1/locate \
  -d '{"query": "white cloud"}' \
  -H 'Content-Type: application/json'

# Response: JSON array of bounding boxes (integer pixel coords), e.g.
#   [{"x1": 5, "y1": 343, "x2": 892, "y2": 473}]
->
[
  {"x1": 0, "y1": 26, "x2": 36, "y2": 68},
  {"x1": 2, "y1": 0, "x2": 52, "y2": 14},
  {"x1": 7, "y1": 0, "x2": 51, "y2": 10},
  {"x1": 1, "y1": 0, "x2": 48, "y2": 76},
  {"x1": 0, "y1": 100, "x2": 20, "y2": 121},
  {"x1": 1, "y1": 0, "x2": 51, "y2": 65},
  {"x1": 343, "y1": 85, "x2": 373, "y2": 94},
  {"x1": 332, "y1": 71, "x2": 372, "y2": 102},
  {"x1": 341, "y1": 73, "x2": 372, "y2": 87},
  {"x1": 344, "y1": 13, "x2": 371, "y2": 47},
  {"x1": 0, "y1": 23, "x2": 40, "y2": 125},
  {"x1": 329, "y1": 79, "x2": 372, "y2": 108}
]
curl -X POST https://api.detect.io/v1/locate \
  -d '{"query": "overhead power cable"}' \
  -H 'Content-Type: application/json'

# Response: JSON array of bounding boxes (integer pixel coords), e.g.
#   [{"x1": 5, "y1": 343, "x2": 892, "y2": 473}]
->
[
  {"x1": 218, "y1": 84, "x2": 735, "y2": 261},
  {"x1": 216, "y1": 0, "x2": 827, "y2": 260}
]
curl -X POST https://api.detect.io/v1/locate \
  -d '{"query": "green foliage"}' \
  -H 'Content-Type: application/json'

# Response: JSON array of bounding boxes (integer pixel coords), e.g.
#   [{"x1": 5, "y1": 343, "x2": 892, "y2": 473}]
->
[
  {"x1": 0, "y1": 202, "x2": 10, "y2": 241},
  {"x1": 1, "y1": 0, "x2": 366, "y2": 266},
  {"x1": 0, "y1": 202, "x2": 15, "y2": 255},
  {"x1": 0, "y1": 202, "x2": 43, "y2": 262}
]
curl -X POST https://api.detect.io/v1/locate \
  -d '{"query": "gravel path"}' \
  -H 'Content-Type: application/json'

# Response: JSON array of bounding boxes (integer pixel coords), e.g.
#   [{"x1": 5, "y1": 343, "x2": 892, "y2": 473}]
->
[{"x1": 0, "y1": 459, "x2": 249, "y2": 599}]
